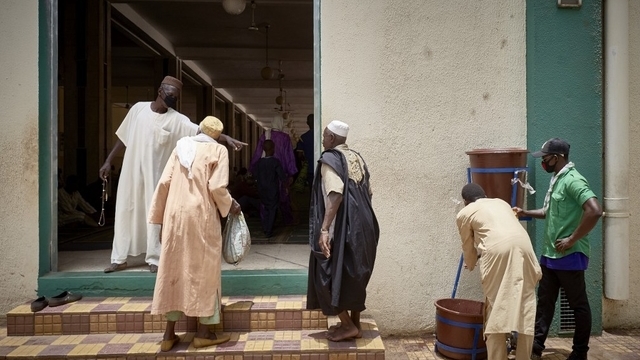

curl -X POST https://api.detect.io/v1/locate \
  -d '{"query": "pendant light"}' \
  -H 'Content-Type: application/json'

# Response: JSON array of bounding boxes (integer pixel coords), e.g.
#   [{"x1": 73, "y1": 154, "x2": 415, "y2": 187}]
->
[
  {"x1": 260, "y1": 25, "x2": 273, "y2": 80},
  {"x1": 222, "y1": 0, "x2": 246, "y2": 15},
  {"x1": 275, "y1": 60, "x2": 284, "y2": 105}
]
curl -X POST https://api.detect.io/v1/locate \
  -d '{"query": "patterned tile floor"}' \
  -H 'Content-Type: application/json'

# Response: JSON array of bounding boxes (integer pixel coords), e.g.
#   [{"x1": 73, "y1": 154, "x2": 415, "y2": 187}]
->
[
  {"x1": 383, "y1": 329, "x2": 640, "y2": 359},
  {"x1": 3, "y1": 291, "x2": 640, "y2": 360},
  {"x1": 5, "y1": 296, "x2": 328, "y2": 336},
  {"x1": 2, "y1": 317, "x2": 638, "y2": 359},
  {"x1": 0, "y1": 312, "x2": 383, "y2": 359}
]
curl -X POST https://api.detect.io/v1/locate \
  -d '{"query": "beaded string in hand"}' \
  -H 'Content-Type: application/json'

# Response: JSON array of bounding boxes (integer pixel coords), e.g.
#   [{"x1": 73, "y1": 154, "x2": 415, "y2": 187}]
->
[{"x1": 98, "y1": 177, "x2": 108, "y2": 227}]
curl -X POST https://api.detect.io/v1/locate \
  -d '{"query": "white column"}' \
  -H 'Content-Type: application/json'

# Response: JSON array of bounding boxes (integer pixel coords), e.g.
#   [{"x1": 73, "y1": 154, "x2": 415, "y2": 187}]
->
[{"x1": 604, "y1": 0, "x2": 630, "y2": 300}]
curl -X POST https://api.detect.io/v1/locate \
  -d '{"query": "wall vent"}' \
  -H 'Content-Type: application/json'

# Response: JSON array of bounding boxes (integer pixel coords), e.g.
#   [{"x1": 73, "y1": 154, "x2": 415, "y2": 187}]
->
[
  {"x1": 559, "y1": 288, "x2": 576, "y2": 333},
  {"x1": 557, "y1": 0, "x2": 582, "y2": 8}
]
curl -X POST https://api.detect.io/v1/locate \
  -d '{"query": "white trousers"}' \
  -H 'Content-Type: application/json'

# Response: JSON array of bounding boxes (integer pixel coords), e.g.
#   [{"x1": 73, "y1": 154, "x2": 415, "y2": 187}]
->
[{"x1": 110, "y1": 223, "x2": 161, "y2": 266}]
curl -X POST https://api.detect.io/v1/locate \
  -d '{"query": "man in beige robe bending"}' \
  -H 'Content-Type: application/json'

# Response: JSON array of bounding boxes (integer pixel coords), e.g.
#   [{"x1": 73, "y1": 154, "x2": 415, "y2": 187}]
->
[
  {"x1": 148, "y1": 116, "x2": 241, "y2": 351},
  {"x1": 456, "y1": 183, "x2": 542, "y2": 360}
]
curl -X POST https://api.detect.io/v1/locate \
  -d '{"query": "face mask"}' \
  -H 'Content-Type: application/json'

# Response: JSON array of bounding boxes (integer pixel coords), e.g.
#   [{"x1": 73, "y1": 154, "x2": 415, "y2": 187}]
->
[
  {"x1": 541, "y1": 156, "x2": 556, "y2": 173},
  {"x1": 162, "y1": 90, "x2": 178, "y2": 109}
]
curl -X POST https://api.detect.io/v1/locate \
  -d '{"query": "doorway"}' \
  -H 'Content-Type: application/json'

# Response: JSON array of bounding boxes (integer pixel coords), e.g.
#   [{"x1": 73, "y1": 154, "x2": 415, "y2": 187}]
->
[{"x1": 52, "y1": 0, "x2": 316, "y2": 273}]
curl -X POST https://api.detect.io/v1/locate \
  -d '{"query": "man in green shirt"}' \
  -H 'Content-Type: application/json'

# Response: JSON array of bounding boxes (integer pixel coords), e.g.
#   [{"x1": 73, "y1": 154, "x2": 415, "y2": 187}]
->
[{"x1": 514, "y1": 138, "x2": 602, "y2": 360}]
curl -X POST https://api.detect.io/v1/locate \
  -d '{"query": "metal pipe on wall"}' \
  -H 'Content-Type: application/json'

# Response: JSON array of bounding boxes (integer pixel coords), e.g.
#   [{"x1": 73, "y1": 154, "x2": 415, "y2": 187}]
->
[{"x1": 604, "y1": 0, "x2": 630, "y2": 300}]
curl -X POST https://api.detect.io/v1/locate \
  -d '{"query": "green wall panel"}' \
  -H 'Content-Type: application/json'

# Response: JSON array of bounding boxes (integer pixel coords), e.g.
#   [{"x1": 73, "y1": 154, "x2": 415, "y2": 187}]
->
[
  {"x1": 39, "y1": 0, "x2": 55, "y2": 277},
  {"x1": 527, "y1": 0, "x2": 603, "y2": 335}
]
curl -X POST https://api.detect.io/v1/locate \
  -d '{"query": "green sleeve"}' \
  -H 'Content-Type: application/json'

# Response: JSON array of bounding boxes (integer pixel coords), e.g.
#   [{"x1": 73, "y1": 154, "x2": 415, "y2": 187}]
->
[{"x1": 566, "y1": 175, "x2": 596, "y2": 206}]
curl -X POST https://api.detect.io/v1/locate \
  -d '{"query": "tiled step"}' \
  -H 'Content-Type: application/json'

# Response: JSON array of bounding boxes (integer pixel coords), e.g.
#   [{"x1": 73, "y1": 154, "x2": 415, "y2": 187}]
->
[
  {"x1": 6, "y1": 296, "x2": 327, "y2": 337},
  {"x1": 0, "y1": 324, "x2": 385, "y2": 360}
]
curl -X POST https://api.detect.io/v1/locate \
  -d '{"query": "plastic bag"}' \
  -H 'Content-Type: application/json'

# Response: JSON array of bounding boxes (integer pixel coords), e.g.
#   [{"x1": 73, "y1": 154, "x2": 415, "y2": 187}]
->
[{"x1": 222, "y1": 212, "x2": 251, "y2": 265}]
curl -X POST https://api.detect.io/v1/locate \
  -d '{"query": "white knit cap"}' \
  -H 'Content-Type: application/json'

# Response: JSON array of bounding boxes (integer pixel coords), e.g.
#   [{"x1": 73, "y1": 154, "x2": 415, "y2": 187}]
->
[{"x1": 327, "y1": 120, "x2": 349, "y2": 137}]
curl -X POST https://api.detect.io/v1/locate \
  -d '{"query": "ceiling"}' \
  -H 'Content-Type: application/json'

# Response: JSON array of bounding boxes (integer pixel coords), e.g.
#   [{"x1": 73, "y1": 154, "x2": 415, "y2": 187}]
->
[{"x1": 109, "y1": 0, "x2": 314, "y2": 136}]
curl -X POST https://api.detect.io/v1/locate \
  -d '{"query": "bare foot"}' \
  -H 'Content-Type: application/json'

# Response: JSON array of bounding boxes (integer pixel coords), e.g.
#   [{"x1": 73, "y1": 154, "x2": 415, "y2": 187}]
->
[
  {"x1": 327, "y1": 323, "x2": 342, "y2": 334},
  {"x1": 327, "y1": 323, "x2": 363, "y2": 338},
  {"x1": 327, "y1": 325, "x2": 359, "y2": 342}
]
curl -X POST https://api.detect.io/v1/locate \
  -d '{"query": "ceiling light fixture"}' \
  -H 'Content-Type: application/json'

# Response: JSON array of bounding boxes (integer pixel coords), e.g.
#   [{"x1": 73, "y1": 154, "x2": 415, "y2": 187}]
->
[
  {"x1": 222, "y1": 0, "x2": 246, "y2": 15},
  {"x1": 275, "y1": 60, "x2": 284, "y2": 105},
  {"x1": 274, "y1": 60, "x2": 295, "y2": 120},
  {"x1": 260, "y1": 25, "x2": 273, "y2": 80},
  {"x1": 248, "y1": 1, "x2": 259, "y2": 31}
]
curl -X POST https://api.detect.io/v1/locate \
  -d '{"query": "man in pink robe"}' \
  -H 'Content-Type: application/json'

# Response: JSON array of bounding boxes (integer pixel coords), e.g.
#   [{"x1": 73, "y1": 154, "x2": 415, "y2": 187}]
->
[{"x1": 148, "y1": 116, "x2": 241, "y2": 351}]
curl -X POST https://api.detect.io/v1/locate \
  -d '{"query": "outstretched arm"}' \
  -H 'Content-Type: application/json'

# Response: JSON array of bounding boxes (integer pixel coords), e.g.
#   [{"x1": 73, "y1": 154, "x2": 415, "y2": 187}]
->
[
  {"x1": 513, "y1": 207, "x2": 546, "y2": 219},
  {"x1": 218, "y1": 134, "x2": 248, "y2": 151}
]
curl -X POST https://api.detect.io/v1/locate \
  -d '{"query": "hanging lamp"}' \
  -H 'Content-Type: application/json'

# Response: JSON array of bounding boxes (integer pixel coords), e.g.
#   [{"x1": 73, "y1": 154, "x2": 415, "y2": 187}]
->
[
  {"x1": 222, "y1": 0, "x2": 246, "y2": 15},
  {"x1": 275, "y1": 60, "x2": 284, "y2": 105},
  {"x1": 261, "y1": 25, "x2": 273, "y2": 80}
]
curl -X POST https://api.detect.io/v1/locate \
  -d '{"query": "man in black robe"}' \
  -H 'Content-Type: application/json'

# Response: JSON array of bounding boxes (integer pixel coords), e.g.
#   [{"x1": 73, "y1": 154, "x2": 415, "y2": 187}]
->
[{"x1": 307, "y1": 120, "x2": 379, "y2": 342}]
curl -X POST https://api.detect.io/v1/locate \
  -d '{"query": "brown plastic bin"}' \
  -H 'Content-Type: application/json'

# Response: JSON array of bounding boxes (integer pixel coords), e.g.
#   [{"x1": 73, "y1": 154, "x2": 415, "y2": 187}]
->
[
  {"x1": 434, "y1": 298, "x2": 486, "y2": 360},
  {"x1": 466, "y1": 148, "x2": 529, "y2": 209}
]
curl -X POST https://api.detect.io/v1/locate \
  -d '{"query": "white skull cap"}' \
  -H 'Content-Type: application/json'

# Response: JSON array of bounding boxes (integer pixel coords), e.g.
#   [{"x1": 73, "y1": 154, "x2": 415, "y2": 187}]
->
[{"x1": 327, "y1": 120, "x2": 349, "y2": 137}]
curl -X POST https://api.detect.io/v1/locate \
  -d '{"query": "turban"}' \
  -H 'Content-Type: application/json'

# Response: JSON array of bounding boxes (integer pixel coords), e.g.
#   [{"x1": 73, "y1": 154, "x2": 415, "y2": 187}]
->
[
  {"x1": 271, "y1": 115, "x2": 284, "y2": 131},
  {"x1": 200, "y1": 116, "x2": 224, "y2": 139},
  {"x1": 327, "y1": 120, "x2": 349, "y2": 138},
  {"x1": 161, "y1": 76, "x2": 183, "y2": 90}
]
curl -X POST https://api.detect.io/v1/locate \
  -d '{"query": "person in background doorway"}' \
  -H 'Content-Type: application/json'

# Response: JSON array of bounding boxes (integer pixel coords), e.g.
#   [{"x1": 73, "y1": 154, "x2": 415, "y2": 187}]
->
[
  {"x1": 456, "y1": 183, "x2": 541, "y2": 360},
  {"x1": 514, "y1": 138, "x2": 602, "y2": 360},
  {"x1": 296, "y1": 113, "x2": 315, "y2": 185},
  {"x1": 58, "y1": 175, "x2": 99, "y2": 228},
  {"x1": 148, "y1": 116, "x2": 241, "y2": 351},
  {"x1": 99, "y1": 76, "x2": 246, "y2": 274},
  {"x1": 250, "y1": 115, "x2": 298, "y2": 225},
  {"x1": 231, "y1": 167, "x2": 261, "y2": 218},
  {"x1": 253, "y1": 139, "x2": 287, "y2": 237},
  {"x1": 307, "y1": 120, "x2": 379, "y2": 342}
]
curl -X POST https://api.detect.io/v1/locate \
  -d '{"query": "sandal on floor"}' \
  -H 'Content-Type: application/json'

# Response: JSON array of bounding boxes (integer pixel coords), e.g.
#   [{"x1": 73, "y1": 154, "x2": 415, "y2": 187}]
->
[
  {"x1": 161, "y1": 335, "x2": 180, "y2": 352},
  {"x1": 193, "y1": 335, "x2": 230, "y2": 348},
  {"x1": 104, "y1": 262, "x2": 127, "y2": 273}
]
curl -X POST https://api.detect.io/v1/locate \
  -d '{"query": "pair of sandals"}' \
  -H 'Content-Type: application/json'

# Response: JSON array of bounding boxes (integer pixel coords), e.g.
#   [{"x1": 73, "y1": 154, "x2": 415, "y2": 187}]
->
[
  {"x1": 31, "y1": 291, "x2": 83, "y2": 312},
  {"x1": 104, "y1": 262, "x2": 158, "y2": 273},
  {"x1": 161, "y1": 334, "x2": 231, "y2": 352}
]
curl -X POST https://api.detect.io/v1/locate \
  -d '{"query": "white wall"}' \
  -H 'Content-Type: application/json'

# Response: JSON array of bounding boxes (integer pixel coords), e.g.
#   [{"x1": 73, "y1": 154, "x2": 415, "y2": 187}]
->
[
  {"x1": 0, "y1": 0, "x2": 40, "y2": 316},
  {"x1": 602, "y1": 0, "x2": 640, "y2": 329},
  {"x1": 321, "y1": 1, "x2": 527, "y2": 334}
]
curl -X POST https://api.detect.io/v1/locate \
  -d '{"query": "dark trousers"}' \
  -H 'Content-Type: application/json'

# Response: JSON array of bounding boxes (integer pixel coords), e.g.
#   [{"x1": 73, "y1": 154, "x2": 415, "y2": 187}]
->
[
  {"x1": 260, "y1": 195, "x2": 279, "y2": 237},
  {"x1": 534, "y1": 265, "x2": 591, "y2": 354}
]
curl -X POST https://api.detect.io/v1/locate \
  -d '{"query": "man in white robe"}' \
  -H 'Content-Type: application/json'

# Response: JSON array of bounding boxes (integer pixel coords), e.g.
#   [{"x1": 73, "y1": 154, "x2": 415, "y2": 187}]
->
[
  {"x1": 99, "y1": 76, "x2": 245, "y2": 273},
  {"x1": 456, "y1": 183, "x2": 542, "y2": 360}
]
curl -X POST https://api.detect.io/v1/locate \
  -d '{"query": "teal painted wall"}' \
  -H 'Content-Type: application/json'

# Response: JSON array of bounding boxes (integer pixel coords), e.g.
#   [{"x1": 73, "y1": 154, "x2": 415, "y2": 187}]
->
[
  {"x1": 38, "y1": 270, "x2": 308, "y2": 297},
  {"x1": 39, "y1": 0, "x2": 54, "y2": 277},
  {"x1": 527, "y1": 1, "x2": 603, "y2": 335}
]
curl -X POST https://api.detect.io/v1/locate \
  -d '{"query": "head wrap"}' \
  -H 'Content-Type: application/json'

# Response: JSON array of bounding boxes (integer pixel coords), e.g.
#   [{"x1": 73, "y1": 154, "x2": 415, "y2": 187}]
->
[
  {"x1": 327, "y1": 120, "x2": 349, "y2": 138},
  {"x1": 271, "y1": 115, "x2": 284, "y2": 131},
  {"x1": 161, "y1": 76, "x2": 183, "y2": 90},
  {"x1": 200, "y1": 116, "x2": 224, "y2": 139}
]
